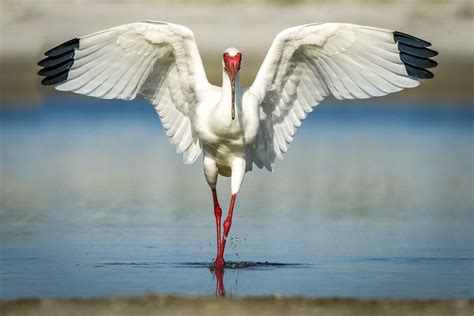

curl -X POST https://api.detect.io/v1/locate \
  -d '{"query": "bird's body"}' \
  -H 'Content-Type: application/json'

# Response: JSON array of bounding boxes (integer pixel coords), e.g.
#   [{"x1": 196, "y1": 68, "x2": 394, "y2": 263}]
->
[
  {"x1": 196, "y1": 74, "x2": 260, "y2": 194},
  {"x1": 38, "y1": 21, "x2": 437, "y2": 271}
]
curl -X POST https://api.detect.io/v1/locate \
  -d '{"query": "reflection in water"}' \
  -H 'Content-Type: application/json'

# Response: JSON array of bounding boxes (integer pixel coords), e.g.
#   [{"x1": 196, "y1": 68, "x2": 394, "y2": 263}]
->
[
  {"x1": 210, "y1": 262, "x2": 304, "y2": 297},
  {"x1": 214, "y1": 268, "x2": 225, "y2": 297}
]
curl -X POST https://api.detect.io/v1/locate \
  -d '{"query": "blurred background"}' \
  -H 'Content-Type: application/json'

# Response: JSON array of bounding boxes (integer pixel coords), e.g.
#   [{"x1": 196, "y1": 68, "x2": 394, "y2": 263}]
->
[
  {"x1": 1, "y1": 0, "x2": 473, "y2": 103},
  {"x1": 1, "y1": 0, "x2": 473, "y2": 299}
]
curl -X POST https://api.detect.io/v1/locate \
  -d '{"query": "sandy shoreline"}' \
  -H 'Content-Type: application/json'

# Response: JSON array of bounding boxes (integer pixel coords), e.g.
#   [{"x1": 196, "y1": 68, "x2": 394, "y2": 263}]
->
[{"x1": 1, "y1": 295, "x2": 473, "y2": 316}]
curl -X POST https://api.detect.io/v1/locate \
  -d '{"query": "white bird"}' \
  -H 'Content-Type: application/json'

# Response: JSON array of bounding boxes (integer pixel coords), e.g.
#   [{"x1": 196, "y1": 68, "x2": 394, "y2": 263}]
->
[{"x1": 38, "y1": 21, "x2": 437, "y2": 269}]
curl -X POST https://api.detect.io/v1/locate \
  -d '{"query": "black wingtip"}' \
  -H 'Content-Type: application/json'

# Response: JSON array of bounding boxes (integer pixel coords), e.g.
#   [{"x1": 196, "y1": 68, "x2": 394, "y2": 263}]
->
[
  {"x1": 394, "y1": 31, "x2": 438, "y2": 80},
  {"x1": 38, "y1": 50, "x2": 75, "y2": 67},
  {"x1": 39, "y1": 38, "x2": 79, "y2": 86},
  {"x1": 397, "y1": 42, "x2": 438, "y2": 58},
  {"x1": 40, "y1": 69, "x2": 70, "y2": 86},
  {"x1": 44, "y1": 38, "x2": 79, "y2": 57},
  {"x1": 394, "y1": 31, "x2": 431, "y2": 48},
  {"x1": 38, "y1": 59, "x2": 74, "y2": 77},
  {"x1": 400, "y1": 52, "x2": 438, "y2": 69},
  {"x1": 405, "y1": 64, "x2": 434, "y2": 80}
]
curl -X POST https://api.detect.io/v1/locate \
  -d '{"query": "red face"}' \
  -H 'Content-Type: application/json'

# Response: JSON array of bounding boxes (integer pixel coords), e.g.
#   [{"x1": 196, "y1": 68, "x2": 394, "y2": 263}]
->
[{"x1": 223, "y1": 52, "x2": 242, "y2": 83}]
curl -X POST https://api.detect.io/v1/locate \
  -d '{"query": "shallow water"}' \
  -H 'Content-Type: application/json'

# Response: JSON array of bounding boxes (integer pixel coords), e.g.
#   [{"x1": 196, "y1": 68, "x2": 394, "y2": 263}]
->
[{"x1": 1, "y1": 98, "x2": 473, "y2": 299}]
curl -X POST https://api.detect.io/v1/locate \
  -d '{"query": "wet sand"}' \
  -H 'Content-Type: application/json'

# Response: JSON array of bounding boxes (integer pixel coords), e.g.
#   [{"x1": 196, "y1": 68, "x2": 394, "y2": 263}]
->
[{"x1": 1, "y1": 295, "x2": 472, "y2": 316}]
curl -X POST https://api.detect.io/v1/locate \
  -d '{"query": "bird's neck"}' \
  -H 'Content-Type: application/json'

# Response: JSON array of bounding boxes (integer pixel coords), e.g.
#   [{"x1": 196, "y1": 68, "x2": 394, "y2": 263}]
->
[
  {"x1": 220, "y1": 71, "x2": 241, "y2": 119},
  {"x1": 221, "y1": 71, "x2": 241, "y2": 95}
]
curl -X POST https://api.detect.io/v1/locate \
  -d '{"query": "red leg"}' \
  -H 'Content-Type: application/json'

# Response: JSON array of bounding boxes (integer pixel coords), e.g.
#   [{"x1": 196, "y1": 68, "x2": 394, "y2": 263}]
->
[
  {"x1": 216, "y1": 194, "x2": 237, "y2": 267},
  {"x1": 212, "y1": 189, "x2": 223, "y2": 267}
]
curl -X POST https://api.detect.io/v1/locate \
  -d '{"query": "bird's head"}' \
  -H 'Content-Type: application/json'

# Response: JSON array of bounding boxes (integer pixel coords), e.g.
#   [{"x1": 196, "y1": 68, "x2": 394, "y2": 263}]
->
[
  {"x1": 223, "y1": 47, "x2": 242, "y2": 120},
  {"x1": 223, "y1": 47, "x2": 242, "y2": 80}
]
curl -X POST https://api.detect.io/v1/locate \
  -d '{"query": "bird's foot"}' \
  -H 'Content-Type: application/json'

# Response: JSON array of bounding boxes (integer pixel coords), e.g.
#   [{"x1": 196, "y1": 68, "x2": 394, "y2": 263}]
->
[{"x1": 214, "y1": 257, "x2": 225, "y2": 270}]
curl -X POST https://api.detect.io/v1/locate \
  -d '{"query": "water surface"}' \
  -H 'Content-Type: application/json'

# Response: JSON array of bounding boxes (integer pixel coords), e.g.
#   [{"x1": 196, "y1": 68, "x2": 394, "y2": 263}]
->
[{"x1": 1, "y1": 98, "x2": 473, "y2": 298}]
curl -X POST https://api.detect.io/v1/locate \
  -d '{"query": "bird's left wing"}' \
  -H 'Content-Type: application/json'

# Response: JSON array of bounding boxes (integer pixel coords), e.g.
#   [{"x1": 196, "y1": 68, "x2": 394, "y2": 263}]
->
[
  {"x1": 38, "y1": 21, "x2": 209, "y2": 164},
  {"x1": 249, "y1": 23, "x2": 437, "y2": 171}
]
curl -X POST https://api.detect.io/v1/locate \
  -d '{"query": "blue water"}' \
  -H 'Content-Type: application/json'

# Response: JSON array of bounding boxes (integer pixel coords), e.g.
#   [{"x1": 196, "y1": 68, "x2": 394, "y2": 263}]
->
[{"x1": 1, "y1": 97, "x2": 473, "y2": 299}]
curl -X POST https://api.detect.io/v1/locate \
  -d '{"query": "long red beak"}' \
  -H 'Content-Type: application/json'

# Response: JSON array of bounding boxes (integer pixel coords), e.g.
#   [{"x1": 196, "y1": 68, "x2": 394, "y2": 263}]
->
[{"x1": 223, "y1": 53, "x2": 241, "y2": 120}]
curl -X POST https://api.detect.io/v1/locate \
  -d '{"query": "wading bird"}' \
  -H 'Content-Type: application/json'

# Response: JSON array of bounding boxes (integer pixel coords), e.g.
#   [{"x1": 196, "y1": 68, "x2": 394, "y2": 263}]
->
[{"x1": 38, "y1": 22, "x2": 437, "y2": 269}]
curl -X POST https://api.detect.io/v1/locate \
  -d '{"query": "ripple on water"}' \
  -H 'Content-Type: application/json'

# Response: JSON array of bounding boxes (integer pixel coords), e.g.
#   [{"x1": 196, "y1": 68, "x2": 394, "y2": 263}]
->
[
  {"x1": 93, "y1": 261, "x2": 307, "y2": 270},
  {"x1": 180, "y1": 261, "x2": 307, "y2": 270}
]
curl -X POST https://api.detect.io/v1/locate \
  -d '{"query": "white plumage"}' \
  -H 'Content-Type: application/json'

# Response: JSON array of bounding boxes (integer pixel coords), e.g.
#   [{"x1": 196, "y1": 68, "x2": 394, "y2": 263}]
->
[
  {"x1": 53, "y1": 22, "x2": 209, "y2": 164},
  {"x1": 249, "y1": 23, "x2": 429, "y2": 170},
  {"x1": 39, "y1": 21, "x2": 437, "y2": 267}
]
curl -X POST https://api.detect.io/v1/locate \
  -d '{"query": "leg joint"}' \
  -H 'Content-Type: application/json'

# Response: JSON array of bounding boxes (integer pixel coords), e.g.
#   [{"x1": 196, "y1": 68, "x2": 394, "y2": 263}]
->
[
  {"x1": 223, "y1": 218, "x2": 232, "y2": 234},
  {"x1": 214, "y1": 206, "x2": 222, "y2": 217}
]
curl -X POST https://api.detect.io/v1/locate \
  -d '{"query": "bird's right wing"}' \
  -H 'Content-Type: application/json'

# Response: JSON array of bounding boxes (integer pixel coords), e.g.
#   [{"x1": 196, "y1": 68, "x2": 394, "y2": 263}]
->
[
  {"x1": 38, "y1": 21, "x2": 210, "y2": 164},
  {"x1": 249, "y1": 23, "x2": 438, "y2": 171}
]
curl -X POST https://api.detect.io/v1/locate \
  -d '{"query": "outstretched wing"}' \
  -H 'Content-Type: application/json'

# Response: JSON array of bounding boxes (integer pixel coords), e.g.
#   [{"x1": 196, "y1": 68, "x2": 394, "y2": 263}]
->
[
  {"x1": 38, "y1": 21, "x2": 210, "y2": 164},
  {"x1": 249, "y1": 23, "x2": 438, "y2": 171}
]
